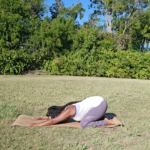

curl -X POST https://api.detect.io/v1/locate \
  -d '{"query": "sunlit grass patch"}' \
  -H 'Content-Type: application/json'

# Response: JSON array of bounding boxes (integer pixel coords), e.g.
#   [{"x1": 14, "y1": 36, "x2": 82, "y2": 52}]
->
[{"x1": 1, "y1": 75, "x2": 150, "y2": 149}]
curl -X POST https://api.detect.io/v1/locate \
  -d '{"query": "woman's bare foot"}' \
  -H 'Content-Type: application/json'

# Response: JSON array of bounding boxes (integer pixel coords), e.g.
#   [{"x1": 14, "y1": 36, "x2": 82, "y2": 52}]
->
[{"x1": 104, "y1": 118, "x2": 115, "y2": 125}]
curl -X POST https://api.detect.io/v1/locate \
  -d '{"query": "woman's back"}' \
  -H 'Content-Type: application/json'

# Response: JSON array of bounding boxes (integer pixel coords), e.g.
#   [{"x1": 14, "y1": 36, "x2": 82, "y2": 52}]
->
[{"x1": 72, "y1": 96, "x2": 105, "y2": 121}]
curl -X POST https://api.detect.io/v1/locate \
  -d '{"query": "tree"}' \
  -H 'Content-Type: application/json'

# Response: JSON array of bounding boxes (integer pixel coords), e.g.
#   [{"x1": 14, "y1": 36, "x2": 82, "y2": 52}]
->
[
  {"x1": 90, "y1": 0, "x2": 117, "y2": 33},
  {"x1": 0, "y1": 0, "x2": 45, "y2": 51},
  {"x1": 140, "y1": 8, "x2": 150, "y2": 51},
  {"x1": 49, "y1": 0, "x2": 85, "y2": 21},
  {"x1": 89, "y1": 0, "x2": 149, "y2": 34},
  {"x1": 49, "y1": 0, "x2": 65, "y2": 20},
  {"x1": 89, "y1": 0, "x2": 149, "y2": 51},
  {"x1": 26, "y1": 15, "x2": 76, "y2": 57},
  {"x1": 116, "y1": 6, "x2": 150, "y2": 51}
]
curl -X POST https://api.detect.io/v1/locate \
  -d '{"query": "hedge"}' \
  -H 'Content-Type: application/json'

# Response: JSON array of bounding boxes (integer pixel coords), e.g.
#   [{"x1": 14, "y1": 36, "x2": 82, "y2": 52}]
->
[{"x1": 44, "y1": 50, "x2": 150, "y2": 79}]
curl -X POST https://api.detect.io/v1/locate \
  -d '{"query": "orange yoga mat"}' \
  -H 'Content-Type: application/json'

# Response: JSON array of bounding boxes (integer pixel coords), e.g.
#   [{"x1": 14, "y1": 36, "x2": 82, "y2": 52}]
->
[{"x1": 12, "y1": 113, "x2": 123, "y2": 128}]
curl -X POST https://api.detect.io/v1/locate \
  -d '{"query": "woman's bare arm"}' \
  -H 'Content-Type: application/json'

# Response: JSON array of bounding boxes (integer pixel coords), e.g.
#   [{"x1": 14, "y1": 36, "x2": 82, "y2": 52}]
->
[
  {"x1": 32, "y1": 116, "x2": 51, "y2": 120},
  {"x1": 27, "y1": 106, "x2": 75, "y2": 127}
]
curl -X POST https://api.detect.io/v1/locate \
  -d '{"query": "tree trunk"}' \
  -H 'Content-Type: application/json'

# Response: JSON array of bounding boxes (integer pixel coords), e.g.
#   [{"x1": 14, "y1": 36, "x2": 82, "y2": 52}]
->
[{"x1": 105, "y1": 14, "x2": 112, "y2": 33}]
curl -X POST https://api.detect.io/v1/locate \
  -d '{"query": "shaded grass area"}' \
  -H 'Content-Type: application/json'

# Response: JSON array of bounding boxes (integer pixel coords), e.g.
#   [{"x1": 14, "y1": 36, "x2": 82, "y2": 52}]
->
[{"x1": 0, "y1": 75, "x2": 150, "y2": 150}]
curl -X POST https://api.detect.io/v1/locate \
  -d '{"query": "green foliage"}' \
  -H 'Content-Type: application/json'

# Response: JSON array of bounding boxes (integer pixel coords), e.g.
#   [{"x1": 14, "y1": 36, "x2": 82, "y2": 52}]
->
[
  {"x1": 90, "y1": 0, "x2": 150, "y2": 50},
  {"x1": 50, "y1": 0, "x2": 85, "y2": 21},
  {"x1": 49, "y1": 0, "x2": 65, "y2": 20},
  {"x1": 26, "y1": 15, "x2": 75, "y2": 56},
  {"x1": 59, "y1": 3, "x2": 85, "y2": 20},
  {"x1": 44, "y1": 50, "x2": 150, "y2": 79},
  {"x1": 0, "y1": 49, "x2": 32, "y2": 75},
  {"x1": 72, "y1": 27, "x2": 116, "y2": 52},
  {"x1": 0, "y1": 0, "x2": 45, "y2": 51},
  {"x1": 0, "y1": 0, "x2": 149, "y2": 78}
]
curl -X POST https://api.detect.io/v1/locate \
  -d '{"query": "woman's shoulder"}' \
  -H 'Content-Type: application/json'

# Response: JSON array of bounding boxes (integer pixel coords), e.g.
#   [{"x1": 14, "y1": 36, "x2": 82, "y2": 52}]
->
[{"x1": 65, "y1": 105, "x2": 76, "y2": 117}]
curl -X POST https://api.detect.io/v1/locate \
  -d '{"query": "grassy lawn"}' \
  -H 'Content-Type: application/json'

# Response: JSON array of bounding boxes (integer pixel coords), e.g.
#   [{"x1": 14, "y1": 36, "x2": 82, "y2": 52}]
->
[{"x1": 0, "y1": 75, "x2": 150, "y2": 150}]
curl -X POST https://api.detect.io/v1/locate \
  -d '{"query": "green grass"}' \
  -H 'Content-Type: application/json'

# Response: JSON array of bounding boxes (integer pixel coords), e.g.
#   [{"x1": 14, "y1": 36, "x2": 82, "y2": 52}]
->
[{"x1": 0, "y1": 75, "x2": 150, "y2": 150}]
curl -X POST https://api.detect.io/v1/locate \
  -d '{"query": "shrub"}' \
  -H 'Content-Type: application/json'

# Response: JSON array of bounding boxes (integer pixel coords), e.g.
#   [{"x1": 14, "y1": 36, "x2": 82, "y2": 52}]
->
[
  {"x1": 0, "y1": 49, "x2": 32, "y2": 75},
  {"x1": 44, "y1": 49, "x2": 150, "y2": 79}
]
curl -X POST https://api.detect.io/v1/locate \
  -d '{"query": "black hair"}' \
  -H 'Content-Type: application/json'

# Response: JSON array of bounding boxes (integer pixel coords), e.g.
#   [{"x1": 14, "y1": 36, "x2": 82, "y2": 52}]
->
[{"x1": 46, "y1": 101, "x2": 80, "y2": 118}]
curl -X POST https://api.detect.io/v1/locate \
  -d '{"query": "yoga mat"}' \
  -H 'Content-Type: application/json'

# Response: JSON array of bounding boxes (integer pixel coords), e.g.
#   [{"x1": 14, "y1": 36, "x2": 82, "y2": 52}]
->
[{"x1": 12, "y1": 113, "x2": 123, "y2": 128}]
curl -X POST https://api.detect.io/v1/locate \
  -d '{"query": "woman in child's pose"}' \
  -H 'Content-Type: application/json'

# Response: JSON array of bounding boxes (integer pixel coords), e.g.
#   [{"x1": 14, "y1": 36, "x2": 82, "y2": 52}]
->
[{"x1": 27, "y1": 96, "x2": 114, "y2": 128}]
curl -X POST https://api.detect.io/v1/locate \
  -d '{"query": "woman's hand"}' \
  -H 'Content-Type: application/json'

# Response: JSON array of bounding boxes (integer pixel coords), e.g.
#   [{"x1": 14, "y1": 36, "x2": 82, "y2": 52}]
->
[{"x1": 26, "y1": 108, "x2": 72, "y2": 127}]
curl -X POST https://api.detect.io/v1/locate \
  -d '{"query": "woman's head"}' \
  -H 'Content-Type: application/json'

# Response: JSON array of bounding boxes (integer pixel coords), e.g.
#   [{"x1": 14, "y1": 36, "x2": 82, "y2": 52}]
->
[
  {"x1": 46, "y1": 106, "x2": 63, "y2": 118},
  {"x1": 46, "y1": 101, "x2": 80, "y2": 118}
]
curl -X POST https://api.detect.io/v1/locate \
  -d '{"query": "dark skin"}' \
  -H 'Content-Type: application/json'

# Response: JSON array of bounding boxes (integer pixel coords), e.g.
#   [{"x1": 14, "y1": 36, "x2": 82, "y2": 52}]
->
[
  {"x1": 27, "y1": 105, "x2": 76, "y2": 127},
  {"x1": 27, "y1": 105, "x2": 114, "y2": 127}
]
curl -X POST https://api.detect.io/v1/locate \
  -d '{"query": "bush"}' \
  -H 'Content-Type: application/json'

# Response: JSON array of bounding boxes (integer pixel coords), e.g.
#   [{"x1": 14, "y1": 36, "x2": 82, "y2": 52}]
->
[
  {"x1": 0, "y1": 49, "x2": 32, "y2": 75},
  {"x1": 44, "y1": 49, "x2": 150, "y2": 79},
  {"x1": 2, "y1": 48, "x2": 150, "y2": 79},
  {"x1": 0, "y1": 48, "x2": 55, "y2": 75},
  {"x1": 72, "y1": 28, "x2": 117, "y2": 52}
]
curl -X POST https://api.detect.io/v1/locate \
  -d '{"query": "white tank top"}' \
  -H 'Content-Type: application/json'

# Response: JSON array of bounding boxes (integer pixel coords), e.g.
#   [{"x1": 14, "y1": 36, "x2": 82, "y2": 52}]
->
[{"x1": 72, "y1": 96, "x2": 104, "y2": 121}]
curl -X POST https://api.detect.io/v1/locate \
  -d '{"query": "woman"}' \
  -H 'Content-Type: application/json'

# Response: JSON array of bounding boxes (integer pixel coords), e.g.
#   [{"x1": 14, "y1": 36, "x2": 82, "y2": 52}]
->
[{"x1": 27, "y1": 96, "x2": 114, "y2": 128}]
